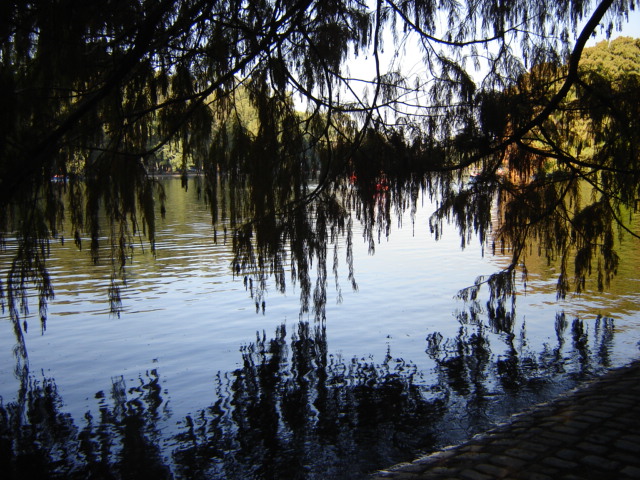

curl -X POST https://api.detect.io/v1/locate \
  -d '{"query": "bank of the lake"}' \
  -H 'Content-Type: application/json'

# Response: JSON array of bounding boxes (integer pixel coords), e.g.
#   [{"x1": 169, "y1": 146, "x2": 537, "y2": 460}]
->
[{"x1": 372, "y1": 359, "x2": 640, "y2": 479}]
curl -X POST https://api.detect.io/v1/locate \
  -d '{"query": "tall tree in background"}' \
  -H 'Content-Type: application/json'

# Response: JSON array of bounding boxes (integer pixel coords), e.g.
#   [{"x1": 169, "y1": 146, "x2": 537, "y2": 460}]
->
[{"x1": 1, "y1": 0, "x2": 639, "y2": 326}]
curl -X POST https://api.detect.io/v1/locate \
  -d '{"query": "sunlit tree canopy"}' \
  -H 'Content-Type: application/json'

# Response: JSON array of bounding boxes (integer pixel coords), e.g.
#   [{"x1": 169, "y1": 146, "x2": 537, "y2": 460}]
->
[{"x1": 1, "y1": 0, "x2": 639, "y2": 329}]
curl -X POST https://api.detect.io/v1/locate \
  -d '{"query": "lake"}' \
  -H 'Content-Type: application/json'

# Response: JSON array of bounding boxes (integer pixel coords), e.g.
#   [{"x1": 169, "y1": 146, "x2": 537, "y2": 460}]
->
[{"x1": 1, "y1": 177, "x2": 639, "y2": 479}]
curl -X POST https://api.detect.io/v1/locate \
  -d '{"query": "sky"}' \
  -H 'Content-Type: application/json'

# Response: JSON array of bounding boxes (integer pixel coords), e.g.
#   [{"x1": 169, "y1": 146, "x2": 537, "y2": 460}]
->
[
  {"x1": 312, "y1": 5, "x2": 640, "y2": 114},
  {"x1": 588, "y1": 6, "x2": 640, "y2": 44}
]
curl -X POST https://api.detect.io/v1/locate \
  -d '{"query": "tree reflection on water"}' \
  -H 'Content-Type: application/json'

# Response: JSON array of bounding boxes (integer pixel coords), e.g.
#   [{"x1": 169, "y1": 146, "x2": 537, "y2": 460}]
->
[{"x1": 1, "y1": 314, "x2": 615, "y2": 479}]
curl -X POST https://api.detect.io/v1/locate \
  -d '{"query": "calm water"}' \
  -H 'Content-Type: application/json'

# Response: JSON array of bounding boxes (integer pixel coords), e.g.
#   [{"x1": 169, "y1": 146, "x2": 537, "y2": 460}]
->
[{"x1": 1, "y1": 178, "x2": 640, "y2": 479}]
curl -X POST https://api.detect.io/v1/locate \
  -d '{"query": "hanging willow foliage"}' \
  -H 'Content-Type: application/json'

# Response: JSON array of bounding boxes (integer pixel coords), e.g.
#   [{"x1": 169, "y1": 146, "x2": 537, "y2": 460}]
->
[{"x1": 1, "y1": 0, "x2": 639, "y2": 329}]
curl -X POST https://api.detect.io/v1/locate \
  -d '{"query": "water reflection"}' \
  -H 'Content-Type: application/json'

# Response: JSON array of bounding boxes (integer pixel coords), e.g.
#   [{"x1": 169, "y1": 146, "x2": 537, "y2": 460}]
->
[
  {"x1": 1, "y1": 314, "x2": 616, "y2": 479},
  {"x1": 172, "y1": 322, "x2": 443, "y2": 480},
  {"x1": 0, "y1": 371, "x2": 172, "y2": 480},
  {"x1": 2, "y1": 174, "x2": 638, "y2": 479}
]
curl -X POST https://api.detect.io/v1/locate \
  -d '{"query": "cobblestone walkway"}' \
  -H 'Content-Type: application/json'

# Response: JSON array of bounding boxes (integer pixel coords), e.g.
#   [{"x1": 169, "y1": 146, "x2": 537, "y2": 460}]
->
[{"x1": 371, "y1": 360, "x2": 640, "y2": 480}]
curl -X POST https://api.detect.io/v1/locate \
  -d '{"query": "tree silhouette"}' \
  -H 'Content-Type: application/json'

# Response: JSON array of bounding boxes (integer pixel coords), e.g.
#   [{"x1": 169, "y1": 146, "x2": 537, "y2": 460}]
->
[{"x1": 1, "y1": 0, "x2": 639, "y2": 327}]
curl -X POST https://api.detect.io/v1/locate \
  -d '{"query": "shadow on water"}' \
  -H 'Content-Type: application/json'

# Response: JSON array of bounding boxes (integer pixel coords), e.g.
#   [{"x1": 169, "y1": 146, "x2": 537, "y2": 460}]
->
[{"x1": 0, "y1": 314, "x2": 616, "y2": 479}]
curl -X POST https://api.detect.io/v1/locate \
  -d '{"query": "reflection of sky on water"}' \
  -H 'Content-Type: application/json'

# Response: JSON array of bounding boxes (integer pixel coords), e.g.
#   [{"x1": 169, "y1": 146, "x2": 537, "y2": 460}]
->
[{"x1": 1, "y1": 179, "x2": 639, "y2": 478}]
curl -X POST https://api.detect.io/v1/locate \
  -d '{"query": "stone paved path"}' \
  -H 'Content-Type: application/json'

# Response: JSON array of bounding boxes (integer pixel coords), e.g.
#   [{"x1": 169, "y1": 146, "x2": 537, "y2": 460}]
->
[{"x1": 371, "y1": 360, "x2": 640, "y2": 480}]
